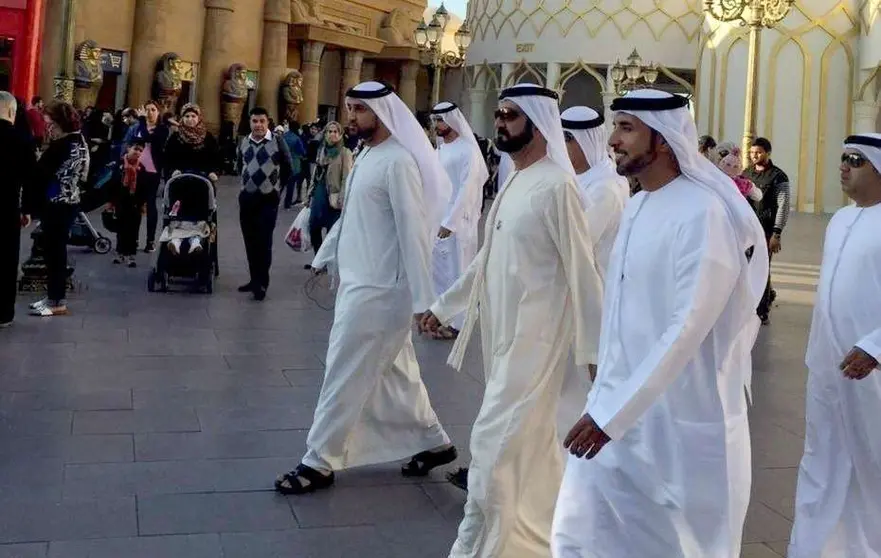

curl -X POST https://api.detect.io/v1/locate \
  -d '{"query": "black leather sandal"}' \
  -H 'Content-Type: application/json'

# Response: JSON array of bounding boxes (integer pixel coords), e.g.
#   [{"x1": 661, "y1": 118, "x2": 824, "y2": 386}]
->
[
  {"x1": 401, "y1": 446, "x2": 458, "y2": 477},
  {"x1": 274, "y1": 463, "x2": 335, "y2": 495}
]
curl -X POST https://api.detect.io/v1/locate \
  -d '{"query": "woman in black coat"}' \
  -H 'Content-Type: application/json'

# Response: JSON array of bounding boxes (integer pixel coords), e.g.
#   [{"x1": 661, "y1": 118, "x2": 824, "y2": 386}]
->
[{"x1": 163, "y1": 103, "x2": 220, "y2": 180}]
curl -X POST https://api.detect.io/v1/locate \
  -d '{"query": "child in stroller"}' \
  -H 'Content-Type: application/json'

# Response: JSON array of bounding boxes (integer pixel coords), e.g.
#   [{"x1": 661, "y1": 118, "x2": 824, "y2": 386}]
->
[{"x1": 148, "y1": 172, "x2": 218, "y2": 293}]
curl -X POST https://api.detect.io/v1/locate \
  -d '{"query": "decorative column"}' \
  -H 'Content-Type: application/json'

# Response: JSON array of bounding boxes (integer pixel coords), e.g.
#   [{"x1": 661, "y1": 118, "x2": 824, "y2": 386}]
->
[
  {"x1": 339, "y1": 50, "x2": 364, "y2": 119},
  {"x1": 198, "y1": 0, "x2": 237, "y2": 133},
  {"x1": 129, "y1": 0, "x2": 174, "y2": 107},
  {"x1": 53, "y1": 0, "x2": 78, "y2": 102},
  {"x1": 398, "y1": 60, "x2": 420, "y2": 110},
  {"x1": 545, "y1": 62, "x2": 561, "y2": 94},
  {"x1": 468, "y1": 69, "x2": 488, "y2": 137},
  {"x1": 361, "y1": 61, "x2": 376, "y2": 82},
  {"x1": 257, "y1": 0, "x2": 291, "y2": 122},
  {"x1": 500, "y1": 63, "x2": 515, "y2": 88},
  {"x1": 854, "y1": 100, "x2": 880, "y2": 133},
  {"x1": 602, "y1": 65, "x2": 617, "y2": 127},
  {"x1": 299, "y1": 41, "x2": 325, "y2": 123}
]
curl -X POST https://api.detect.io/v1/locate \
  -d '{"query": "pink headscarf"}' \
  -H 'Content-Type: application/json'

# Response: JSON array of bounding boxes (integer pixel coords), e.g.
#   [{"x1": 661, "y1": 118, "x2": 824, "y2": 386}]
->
[{"x1": 717, "y1": 150, "x2": 754, "y2": 197}]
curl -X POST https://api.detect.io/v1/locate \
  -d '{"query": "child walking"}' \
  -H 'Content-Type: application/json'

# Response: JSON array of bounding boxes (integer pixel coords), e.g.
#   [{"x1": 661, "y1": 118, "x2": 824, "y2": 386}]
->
[{"x1": 112, "y1": 141, "x2": 146, "y2": 267}]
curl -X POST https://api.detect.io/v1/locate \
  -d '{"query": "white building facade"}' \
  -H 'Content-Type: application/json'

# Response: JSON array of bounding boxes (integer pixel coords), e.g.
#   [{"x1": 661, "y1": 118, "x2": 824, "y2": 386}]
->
[{"x1": 462, "y1": 0, "x2": 877, "y2": 213}]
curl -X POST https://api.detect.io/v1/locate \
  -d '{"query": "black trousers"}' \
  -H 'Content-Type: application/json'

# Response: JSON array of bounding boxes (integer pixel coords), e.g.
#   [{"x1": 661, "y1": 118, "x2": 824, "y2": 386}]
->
[
  {"x1": 42, "y1": 203, "x2": 76, "y2": 303},
  {"x1": 115, "y1": 194, "x2": 143, "y2": 256},
  {"x1": 141, "y1": 172, "x2": 161, "y2": 246},
  {"x1": 757, "y1": 230, "x2": 774, "y2": 318},
  {"x1": 239, "y1": 190, "x2": 280, "y2": 289},
  {"x1": 0, "y1": 214, "x2": 20, "y2": 323}
]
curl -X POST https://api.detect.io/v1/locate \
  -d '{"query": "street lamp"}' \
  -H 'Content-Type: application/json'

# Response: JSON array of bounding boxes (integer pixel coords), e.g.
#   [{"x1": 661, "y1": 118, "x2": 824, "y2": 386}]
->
[
  {"x1": 414, "y1": 4, "x2": 471, "y2": 107},
  {"x1": 704, "y1": 0, "x2": 794, "y2": 163},
  {"x1": 610, "y1": 49, "x2": 659, "y2": 95}
]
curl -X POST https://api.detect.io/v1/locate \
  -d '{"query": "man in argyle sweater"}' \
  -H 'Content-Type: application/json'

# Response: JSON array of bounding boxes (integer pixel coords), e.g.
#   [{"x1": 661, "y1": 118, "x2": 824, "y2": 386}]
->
[{"x1": 237, "y1": 106, "x2": 294, "y2": 301}]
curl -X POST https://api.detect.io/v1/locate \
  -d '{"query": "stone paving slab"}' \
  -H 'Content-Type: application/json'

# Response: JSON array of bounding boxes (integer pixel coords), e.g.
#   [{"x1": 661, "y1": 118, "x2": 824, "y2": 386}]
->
[{"x1": 0, "y1": 180, "x2": 828, "y2": 556}]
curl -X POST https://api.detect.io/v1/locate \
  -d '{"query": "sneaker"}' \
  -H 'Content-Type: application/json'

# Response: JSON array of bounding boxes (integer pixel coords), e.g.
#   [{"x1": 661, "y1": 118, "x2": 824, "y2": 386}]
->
[
  {"x1": 112, "y1": 254, "x2": 124, "y2": 264},
  {"x1": 28, "y1": 298, "x2": 48, "y2": 310},
  {"x1": 127, "y1": 257, "x2": 137, "y2": 268},
  {"x1": 145, "y1": 242, "x2": 156, "y2": 254},
  {"x1": 189, "y1": 242, "x2": 203, "y2": 254},
  {"x1": 29, "y1": 300, "x2": 68, "y2": 317}
]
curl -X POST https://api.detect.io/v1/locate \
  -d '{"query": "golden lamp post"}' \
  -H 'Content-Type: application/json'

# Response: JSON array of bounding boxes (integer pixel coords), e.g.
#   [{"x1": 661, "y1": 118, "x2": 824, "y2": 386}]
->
[
  {"x1": 414, "y1": 4, "x2": 472, "y2": 107},
  {"x1": 704, "y1": 0, "x2": 795, "y2": 162},
  {"x1": 610, "y1": 49, "x2": 660, "y2": 96}
]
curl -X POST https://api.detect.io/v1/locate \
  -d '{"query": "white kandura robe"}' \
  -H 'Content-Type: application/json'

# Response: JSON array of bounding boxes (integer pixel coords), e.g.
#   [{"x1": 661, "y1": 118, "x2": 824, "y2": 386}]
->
[
  {"x1": 432, "y1": 137, "x2": 484, "y2": 330},
  {"x1": 432, "y1": 157, "x2": 604, "y2": 558},
  {"x1": 303, "y1": 138, "x2": 450, "y2": 472},
  {"x1": 788, "y1": 203, "x2": 881, "y2": 558},
  {"x1": 575, "y1": 164, "x2": 631, "y2": 278},
  {"x1": 552, "y1": 176, "x2": 755, "y2": 558}
]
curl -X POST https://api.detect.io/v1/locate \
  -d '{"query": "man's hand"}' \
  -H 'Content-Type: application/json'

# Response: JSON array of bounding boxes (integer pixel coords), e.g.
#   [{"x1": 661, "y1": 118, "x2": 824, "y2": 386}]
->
[
  {"x1": 769, "y1": 234, "x2": 782, "y2": 254},
  {"x1": 588, "y1": 364, "x2": 598, "y2": 383},
  {"x1": 437, "y1": 227, "x2": 453, "y2": 239},
  {"x1": 208, "y1": 172, "x2": 219, "y2": 182},
  {"x1": 135, "y1": 107, "x2": 146, "y2": 118},
  {"x1": 417, "y1": 310, "x2": 442, "y2": 335},
  {"x1": 19, "y1": 214, "x2": 31, "y2": 228},
  {"x1": 563, "y1": 413, "x2": 610, "y2": 459},
  {"x1": 840, "y1": 347, "x2": 878, "y2": 380}
]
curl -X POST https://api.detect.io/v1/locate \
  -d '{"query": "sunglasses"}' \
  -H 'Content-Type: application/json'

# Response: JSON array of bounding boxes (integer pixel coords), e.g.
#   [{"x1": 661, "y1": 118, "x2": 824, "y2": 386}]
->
[
  {"x1": 841, "y1": 152, "x2": 867, "y2": 168},
  {"x1": 494, "y1": 108, "x2": 521, "y2": 122},
  {"x1": 564, "y1": 131, "x2": 575, "y2": 143}
]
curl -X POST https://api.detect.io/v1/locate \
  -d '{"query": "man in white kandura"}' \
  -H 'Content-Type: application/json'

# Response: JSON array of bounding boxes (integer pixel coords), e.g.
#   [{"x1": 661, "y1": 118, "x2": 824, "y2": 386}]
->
[
  {"x1": 560, "y1": 106, "x2": 630, "y2": 278},
  {"x1": 429, "y1": 101, "x2": 489, "y2": 341},
  {"x1": 420, "y1": 83, "x2": 605, "y2": 558},
  {"x1": 551, "y1": 89, "x2": 769, "y2": 558},
  {"x1": 787, "y1": 133, "x2": 881, "y2": 558},
  {"x1": 274, "y1": 81, "x2": 457, "y2": 495}
]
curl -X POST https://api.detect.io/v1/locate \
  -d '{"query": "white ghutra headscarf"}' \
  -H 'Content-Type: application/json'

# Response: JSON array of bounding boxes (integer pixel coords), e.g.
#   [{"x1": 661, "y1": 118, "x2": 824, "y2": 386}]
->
[
  {"x1": 431, "y1": 101, "x2": 490, "y2": 188},
  {"x1": 496, "y1": 84, "x2": 575, "y2": 190},
  {"x1": 843, "y1": 133, "x2": 881, "y2": 172},
  {"x1": 612, "y1": 89, "x2": 769, "y2": 384},
  {"x1": 560, "y1": 105, "x2": 628, "y2": 193},
  {"x1": 345, "y1": 81, "x2": 453, "y2": 236}
]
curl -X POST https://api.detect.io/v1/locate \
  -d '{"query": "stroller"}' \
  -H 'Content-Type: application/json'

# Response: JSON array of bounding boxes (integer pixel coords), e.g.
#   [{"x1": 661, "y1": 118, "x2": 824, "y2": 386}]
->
[
  {"x1": 68, "y1": 178, "x2": 113, "y2": 254},
  {"x1": 147, "y1": 173, "x2": 219, "y2": 293}
]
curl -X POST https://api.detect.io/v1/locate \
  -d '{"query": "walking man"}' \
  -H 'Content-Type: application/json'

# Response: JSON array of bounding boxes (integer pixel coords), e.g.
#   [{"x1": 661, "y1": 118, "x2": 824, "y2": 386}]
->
[
  {"x1": 551, "y1": 89, "x2": 768, "y2": 558},
  {"x1": 420, "y1": 83, "x2": 605, "y2": 558},
  {"x1": 236, "y1": 107, "x2": 293, "y2": 301},
  {"x1": 274, "y1": 81, "x2": 456, "y2": 495},
  {"x1": 788, "y1": 133, "x2": 881, "y2": 558},
  {"x1": 0, "y1": 91, "x2": 37, "y2": 327},
  {"x1": 429, "y1": 101, "x2": 489, "y2": 340}
]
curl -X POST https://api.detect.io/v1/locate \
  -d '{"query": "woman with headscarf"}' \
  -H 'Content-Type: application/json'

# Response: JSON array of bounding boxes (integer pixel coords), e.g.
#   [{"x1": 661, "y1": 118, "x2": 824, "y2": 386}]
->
[
  {"x1": 306, "y1": 121, "x2": 352, "y2": 256},
  {"x1": 164, "y1": 104, "x2": 220, "y2": 180}
]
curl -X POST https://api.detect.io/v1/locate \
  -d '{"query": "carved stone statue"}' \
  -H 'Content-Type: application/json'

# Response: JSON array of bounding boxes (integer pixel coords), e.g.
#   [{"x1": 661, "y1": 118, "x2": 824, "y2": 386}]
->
[
  {"x1": 281, "y1": 70, "x2": 304, "y2": 123},
  {"x1": 291, "y1": 0, "x2": 322, "y2": 24},
  {"x1": 73, "y1": 40, "x2": 103, "y2": 110},
  {"x1": 154, "y1": 52, "x2": 183, "y2": 114},
  {"x1": 378, "y1": 8, "x2": 414, "y2": 46},
  {"x1": 221, "y1": 63, "x2": 249, "y2": 126}
]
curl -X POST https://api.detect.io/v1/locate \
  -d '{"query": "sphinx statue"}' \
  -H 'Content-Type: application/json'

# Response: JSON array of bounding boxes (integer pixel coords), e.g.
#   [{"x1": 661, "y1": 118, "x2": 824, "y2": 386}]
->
[
  {"x1": 73, "y1": 40, "x2": 104, "y2": 111},
  {"x1": 291, "y1": 0, "x2": 322, "y2": 24},
  {"x1": 154, "y1": 52, "x2": 183, "y2": 114},
  {"x1": 221, "y1": 63, "x2": 249, "y2": 126},
  {"x1": 378, "y1": 8, "x2": 415, "y2": 46},
  {"x1": 280, "y1": 70, "x2": 304, "y2": 123}
]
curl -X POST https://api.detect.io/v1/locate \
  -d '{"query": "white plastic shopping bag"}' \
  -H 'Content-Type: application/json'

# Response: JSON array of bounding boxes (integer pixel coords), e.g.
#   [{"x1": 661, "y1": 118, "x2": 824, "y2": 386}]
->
[{"x1": 285, "y1": 207, "x2": 312, "y2": 253}]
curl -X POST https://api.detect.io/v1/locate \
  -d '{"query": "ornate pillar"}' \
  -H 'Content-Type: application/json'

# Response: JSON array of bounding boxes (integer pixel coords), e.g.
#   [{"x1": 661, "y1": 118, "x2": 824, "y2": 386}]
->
[
  {"x1": 129, "y1": 0, "x2": 174, "y2": 107},
  {"x1": 602, "y1": 66, "x2": 617, "y2": 128},
  {"x1": 53, "y1": 0, "x2": 78, "y2": 102},
  {"x1": 468, "y1": 69, "x2": 488, "y2": 137},
  {"x1": 198, "y1": 0, "x2": 237, "y2": 133},
  {"x1": 854, "y1": 100, "x2": 881, "y2": 133},
  {"x1": 398, "y1": 60, "x2": 420, "y2": 110},
  {"x1": 339, "y1": 50, "x2": 364, "y2": 120},
  {"x1": 500, "y1": 63, "x2": 515, "y2": 88},
  {"x1": 300, "y1": 41, "x2": 325, "y2": 123},
  {"x1": 545, "y1": 62, "x2": 561, "y2": 94},
  {"x1": 361, "y1": 61, "x2": 376, "y2": 82},
  {"x1": 257, "y1": 0, "x2": 291, "y2": 122}
]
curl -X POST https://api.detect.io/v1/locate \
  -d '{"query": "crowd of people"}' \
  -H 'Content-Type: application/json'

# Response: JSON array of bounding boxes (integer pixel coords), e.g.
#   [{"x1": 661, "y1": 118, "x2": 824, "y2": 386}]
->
[{"x1": 2, "y1": 80, "x2": 879, "y2": 558}]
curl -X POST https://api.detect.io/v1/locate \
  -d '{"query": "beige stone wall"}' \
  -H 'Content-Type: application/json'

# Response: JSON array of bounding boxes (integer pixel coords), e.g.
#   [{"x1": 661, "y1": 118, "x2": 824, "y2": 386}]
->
[
  {"x1": 74, "y1": 0, "x2": 137, "y2": 52},
  {"x1": 228, "y1": 0, "x2": 265, "y2": 69},
  {"x1": 319, "y1": 51, "x2": 342, "y2": 108}
]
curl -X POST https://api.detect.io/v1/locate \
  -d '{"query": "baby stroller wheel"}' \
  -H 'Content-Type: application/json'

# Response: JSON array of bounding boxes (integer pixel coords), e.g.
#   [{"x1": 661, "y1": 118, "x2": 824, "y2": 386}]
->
[
  {"x1": 147, "y1": 272, "x2": 156, "y2": 292},
  {"x1": 93, "y1": 237, "x2": 112, "y2": 254}
]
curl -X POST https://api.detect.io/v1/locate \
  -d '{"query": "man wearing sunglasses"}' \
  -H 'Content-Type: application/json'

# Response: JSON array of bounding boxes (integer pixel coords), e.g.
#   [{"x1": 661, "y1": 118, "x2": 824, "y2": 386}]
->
[
  {"x1": 787, "y1": 133, "x2": 881, "y2": 558},
  {"x1": 419, "y1": 83, "x2": 604, "y2": 558},
  {"x1": 428, "y1": 102, "x2": 489, "y2": 342},
  {"x1": 552, "y1": 89, "x2": 768, "y2": 558}
]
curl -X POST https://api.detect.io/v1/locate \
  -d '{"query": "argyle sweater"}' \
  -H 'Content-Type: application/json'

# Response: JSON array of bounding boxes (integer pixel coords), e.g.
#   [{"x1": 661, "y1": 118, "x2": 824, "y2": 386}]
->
[{"x1": 237, "y1": 134, "x2": 293, "y2": 194}]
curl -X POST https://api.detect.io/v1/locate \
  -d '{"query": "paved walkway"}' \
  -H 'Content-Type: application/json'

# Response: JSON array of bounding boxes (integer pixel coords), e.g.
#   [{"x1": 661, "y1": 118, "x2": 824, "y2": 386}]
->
[{"x1": 0, "y1": 180, "x2": 826, "y2": 557}]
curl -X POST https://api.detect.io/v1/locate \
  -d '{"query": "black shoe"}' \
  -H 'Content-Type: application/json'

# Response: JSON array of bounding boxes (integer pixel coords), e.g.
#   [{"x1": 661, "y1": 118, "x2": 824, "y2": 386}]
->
[
  {"x1": 303, "y1": 264, "x2": 312, "y2": 270},
  {"x1": 237, "y1": 283, "x2": 255, "y2": 293},
  {"x1": 401, "y1": 446, "x2": 458, "y2": 477},
  {"x1": 144, "y1": 242, "x2": 155, "y2": 254},
  {"x1": 253, "y1": 287, "x2": 267, "y2": 301},
  {"x1": 446, "y1": 467, "x2": 468, "y2": 491}
]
